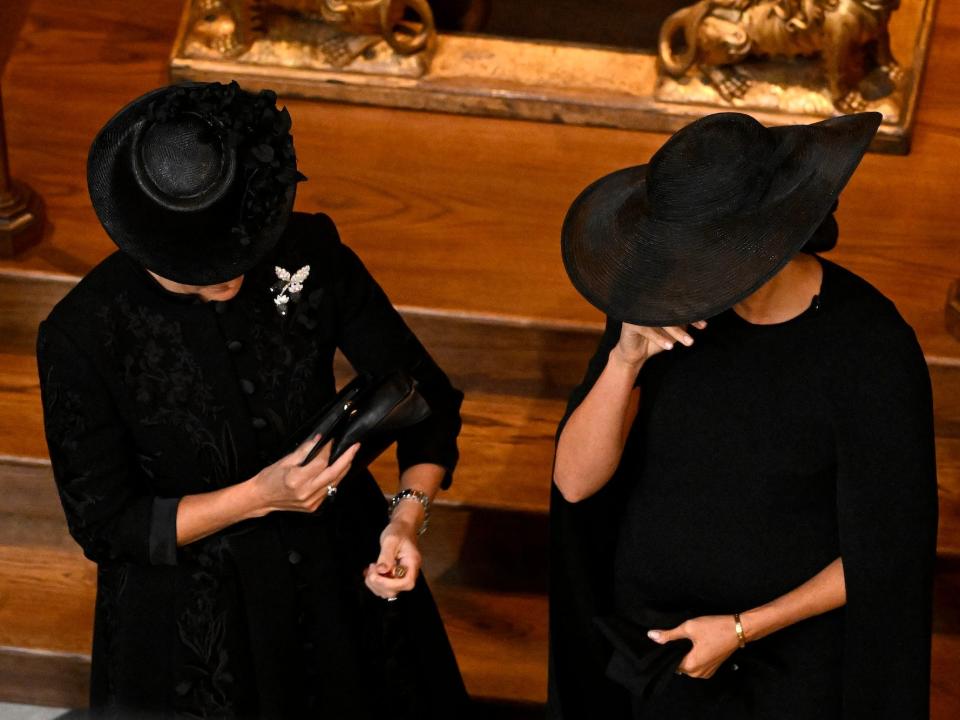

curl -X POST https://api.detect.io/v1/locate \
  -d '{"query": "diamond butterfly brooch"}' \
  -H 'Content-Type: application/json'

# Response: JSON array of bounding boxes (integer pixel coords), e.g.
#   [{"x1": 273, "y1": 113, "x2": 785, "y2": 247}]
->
[{"x1": 271, "y1": 264, "x2": 310, "y2": 316}]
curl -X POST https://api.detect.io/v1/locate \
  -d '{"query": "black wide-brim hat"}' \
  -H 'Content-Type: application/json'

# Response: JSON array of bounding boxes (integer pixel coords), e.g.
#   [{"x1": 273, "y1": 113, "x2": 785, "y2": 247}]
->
[
  {"x1": 561, "y1": 111, "x2": 882, "y2": 326},
  {"x1": 87, "y1": 81, "x2": 306, "y2": 286}
]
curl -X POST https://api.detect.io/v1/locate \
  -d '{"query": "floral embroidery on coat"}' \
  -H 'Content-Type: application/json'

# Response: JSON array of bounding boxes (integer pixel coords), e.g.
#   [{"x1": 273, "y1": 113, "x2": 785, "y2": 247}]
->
[{"x1": 96, "y1": 293, "x2": 239, "y2": 486}]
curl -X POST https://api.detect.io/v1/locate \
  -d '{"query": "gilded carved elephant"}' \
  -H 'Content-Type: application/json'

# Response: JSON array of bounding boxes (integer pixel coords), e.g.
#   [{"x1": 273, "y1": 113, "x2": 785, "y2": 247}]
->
[{"x1": 658, "y1": 0, "x2": 903, "y2": 113}]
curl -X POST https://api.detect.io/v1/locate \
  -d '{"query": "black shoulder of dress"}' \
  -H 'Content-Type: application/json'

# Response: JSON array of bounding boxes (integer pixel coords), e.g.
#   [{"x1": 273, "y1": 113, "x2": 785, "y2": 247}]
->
[
  {"x1": 41, "y1": 251, "x2": 131, "y2": 345},
  {"x1": 818, "y1": 257, "x2": 907, "y2": 326},
  {"x1": 816, "y1": 256, "x2": 921, "y2": 354},
  {"x1": 268, "y1": 211, "x2": 346, "y2": 284}
]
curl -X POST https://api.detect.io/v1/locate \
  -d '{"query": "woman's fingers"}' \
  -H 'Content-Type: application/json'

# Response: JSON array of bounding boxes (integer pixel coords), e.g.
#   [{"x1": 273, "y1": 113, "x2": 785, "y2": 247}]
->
[
  {"x1": 363, "y1": 565, "x2": 394, "y2": 599},
  {"x1": 662, "y1": 325, "x2": 694, "y2": 347},
  {"x1": 364, "y1": 531, "x2": 422, "y2": 598},
  {"x1": 370, "y1": 571, "x2": 418, "y2": 593},
  {"x1": 639, "y1": 327, "x2": 676, "y2": 352},
  {"x1": 325, "y1": 443, "x2": 360, "y2": 481},
  {"x1": 364, "y1": 562, "x2": 420, "y2": 597},
  {"x1": 286, "y1": 443, "x2": 359, "y2": 512},
  {"x1": 283, "y1": 433, "x2": 323, "y2": 467},
  {"x1": 693, "y1": 320, "x2": 708, "y2": 330},
  {"x1": 363, "y1": 563, "x2": 418, "y2": 598},
  {"x1": 648, "y1": 623, "x2": 688, "y2": 644},
  {"x1": 298, "y1": 437, "x2": 333, "y2": 473},
  {"x1": 300, "y1": 441, "x2": 358, "y2": 482},
  {"x1": 376, "y1": 533, "x2": 402, "y2": 575}
]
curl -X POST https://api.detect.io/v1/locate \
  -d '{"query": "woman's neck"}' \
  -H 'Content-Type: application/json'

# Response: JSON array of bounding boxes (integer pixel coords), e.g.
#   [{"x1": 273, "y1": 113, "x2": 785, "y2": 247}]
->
[{"x1": 733, "y1": 254, "x2": 823, "y2": 325}]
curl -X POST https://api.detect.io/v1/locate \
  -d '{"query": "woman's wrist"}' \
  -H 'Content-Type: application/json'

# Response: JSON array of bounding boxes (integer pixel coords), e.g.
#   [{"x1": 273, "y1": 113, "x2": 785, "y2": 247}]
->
[
  {"x1": 389, "y1": 496, "x2": 425, "y2": 534},
  {"x1": 239, "y1": 475, "x2": 274, "y2": 519},
  {"x1": 738, "y1": 603, "x2": 782, "y2": 644},
  {"x1": 608, "y1": 347, "x2": 646, "y2": 376}
]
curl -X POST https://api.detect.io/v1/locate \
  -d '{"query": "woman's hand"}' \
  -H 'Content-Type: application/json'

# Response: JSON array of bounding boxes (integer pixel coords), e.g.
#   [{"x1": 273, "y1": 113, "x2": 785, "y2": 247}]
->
[
  {"x1": 251, "y1": 435, "x2": 360, "y2": 514},
  {"x1": 363, "y1": 505, "x2": 423, "y2": 600},
  {"x1": 648, "y1": 615, "x2": 740, "y2": 679},
  {"x1": 612, "y1": 320, "x2": 707, "y2": 368}
]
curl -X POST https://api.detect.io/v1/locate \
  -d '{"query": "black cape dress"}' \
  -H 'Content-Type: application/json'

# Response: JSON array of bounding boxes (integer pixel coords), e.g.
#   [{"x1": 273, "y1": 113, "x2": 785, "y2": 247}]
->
[
  {"x1": 36, "y1": 211, "x2": 469, "y2": 718},
  {"x1": 547, "y1": 257, "x2": 938, "y2": 720}
]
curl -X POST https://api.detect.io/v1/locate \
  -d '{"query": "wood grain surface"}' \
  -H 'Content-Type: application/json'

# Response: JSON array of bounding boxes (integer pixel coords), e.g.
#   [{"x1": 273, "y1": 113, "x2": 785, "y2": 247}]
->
[{"x1": 1, "y1": 1, "x2": 959, "y2": 356}]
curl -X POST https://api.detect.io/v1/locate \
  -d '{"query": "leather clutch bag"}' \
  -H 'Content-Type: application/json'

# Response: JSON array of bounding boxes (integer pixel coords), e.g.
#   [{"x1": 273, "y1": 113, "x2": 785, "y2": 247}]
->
[{"x1": 295, "y1": 370, "x2": 432, "y2": 469}]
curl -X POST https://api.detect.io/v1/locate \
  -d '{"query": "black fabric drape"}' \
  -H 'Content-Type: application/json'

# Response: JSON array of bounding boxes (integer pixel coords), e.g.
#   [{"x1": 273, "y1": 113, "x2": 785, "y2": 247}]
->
[
  {"x1": 548, "y1": 316, "x2": 634, "y2": 719},
  {"x1": 547, "y1": 258, "x2": 938, "y2": 720}
]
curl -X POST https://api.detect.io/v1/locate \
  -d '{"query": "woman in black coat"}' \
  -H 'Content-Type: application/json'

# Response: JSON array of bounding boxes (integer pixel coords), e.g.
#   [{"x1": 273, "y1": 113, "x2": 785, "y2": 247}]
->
[
  {"x1": 549, "y1": 112, "x2": 938, "y2": 719},
  {"x1": 37, "y1": 81, "x2": 468, "y2": 718}
]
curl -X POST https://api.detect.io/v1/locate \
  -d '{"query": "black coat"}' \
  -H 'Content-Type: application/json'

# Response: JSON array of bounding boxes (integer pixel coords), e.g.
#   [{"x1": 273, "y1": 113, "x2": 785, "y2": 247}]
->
[
  {"x1": 36, "y1": 212, "x2": 469, "y2": 718},
  {"x1": 548, "y1": 258, "x2": 938, "y2": 720}
]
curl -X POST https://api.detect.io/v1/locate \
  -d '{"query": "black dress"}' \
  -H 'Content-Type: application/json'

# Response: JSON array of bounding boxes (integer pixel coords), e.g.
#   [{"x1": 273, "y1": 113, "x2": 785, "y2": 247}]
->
[
  {"x1": 548, "y1": 257, "x2": 938, "y2": 720},
  {"x1": 36, "y1": 212, "x2": 469, "y2": 718}
]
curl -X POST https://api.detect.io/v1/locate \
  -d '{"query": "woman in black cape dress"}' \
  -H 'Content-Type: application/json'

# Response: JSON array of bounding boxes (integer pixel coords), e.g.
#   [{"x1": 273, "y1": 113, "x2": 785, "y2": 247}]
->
[{"x1": 548, "y1": 111, "x2": 938, "y2": 720}]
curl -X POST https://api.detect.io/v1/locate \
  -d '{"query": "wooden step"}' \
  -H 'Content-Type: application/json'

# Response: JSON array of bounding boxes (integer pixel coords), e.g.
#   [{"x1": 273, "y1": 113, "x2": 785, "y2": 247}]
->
[
  {"x1": 0, "y1": 352, "x2": 561, "y2": 518},
  {"x1": 5, "y1": 329, "x2": 960, "y2": 551},
  {"x1": 3, "y1": 544, "x2": 960, "y2": 715},
  {"x1": 0, "y1": 508, "x2": 550, "y2": 708}
]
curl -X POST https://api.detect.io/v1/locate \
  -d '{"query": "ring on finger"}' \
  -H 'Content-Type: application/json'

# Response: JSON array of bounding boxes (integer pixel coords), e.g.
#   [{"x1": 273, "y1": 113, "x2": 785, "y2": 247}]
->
[
  {"x1": 326, "y1": 484, "x2": 338, "y2": 498},
  {"x1": 386, "y1": 596, "x2": 398, "y2": 602},
  {"x1": 392, "y1": 564, "x2": 407, "y2": 579}
]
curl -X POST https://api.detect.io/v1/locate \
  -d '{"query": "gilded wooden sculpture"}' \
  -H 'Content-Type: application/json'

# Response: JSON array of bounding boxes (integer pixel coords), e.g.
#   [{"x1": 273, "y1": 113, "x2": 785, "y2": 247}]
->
[
  {"x1": 170, "y1": 0, "x2": 937, "y2": 153},
  {"x1": 181, "y1": 0, "x2": 436, "y2": 76},
  {"x1": 657, "y1": 1, "x2": 904, "y2": 115}
]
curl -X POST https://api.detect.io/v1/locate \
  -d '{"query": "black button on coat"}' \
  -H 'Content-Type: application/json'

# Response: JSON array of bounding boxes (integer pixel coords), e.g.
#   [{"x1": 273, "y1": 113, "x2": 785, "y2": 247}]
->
[{"x1": 36, "y1": 212, "x2": 468, "y2": 718}]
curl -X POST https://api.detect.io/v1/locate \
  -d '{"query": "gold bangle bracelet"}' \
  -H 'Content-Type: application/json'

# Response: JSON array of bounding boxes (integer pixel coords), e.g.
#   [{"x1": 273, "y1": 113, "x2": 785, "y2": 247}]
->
[{"x1": 734, "y1": 613, "x2": 746, "y2": 648}]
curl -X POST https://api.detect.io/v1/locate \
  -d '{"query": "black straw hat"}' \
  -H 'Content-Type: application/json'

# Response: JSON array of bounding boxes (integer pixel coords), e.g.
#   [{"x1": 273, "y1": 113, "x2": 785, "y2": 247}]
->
[
  {"x1": 87, "y1": 81, "x2": 306, "y2": 286},
  {"x1": 561, "y1": 111, "x2": 881, "y2": 326}
]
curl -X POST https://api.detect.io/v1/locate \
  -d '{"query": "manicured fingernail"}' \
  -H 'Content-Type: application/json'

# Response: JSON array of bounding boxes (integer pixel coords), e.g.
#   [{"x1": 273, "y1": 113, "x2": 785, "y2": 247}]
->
[
  {"x1": 648, "y1": 630, "x2": 662, "y2": 641},
  {"x1": 664, "y1": 342, "x2": 674, "y2": 350},
  {"x1": 682, "y1": 336, "x2": 693, "y2": 346}
]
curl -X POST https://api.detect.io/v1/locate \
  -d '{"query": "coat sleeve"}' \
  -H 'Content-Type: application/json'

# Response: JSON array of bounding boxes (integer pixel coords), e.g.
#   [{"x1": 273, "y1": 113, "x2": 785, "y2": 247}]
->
[
  {"x1": 36, "y1": 319, "x2": 180, "y2": 566},
  {"x1": 548, "y1": 316, "x2": 634, "y2": 719},
  {"x1": 828, "y1": 316, "x2": 938, "y2": 719},
  {"x1": 321, "y1": 217, "x2": 464, "y2": 488}
]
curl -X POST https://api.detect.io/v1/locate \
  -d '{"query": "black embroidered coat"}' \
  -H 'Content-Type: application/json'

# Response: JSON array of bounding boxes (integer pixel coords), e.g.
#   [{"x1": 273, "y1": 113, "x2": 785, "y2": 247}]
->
[{"x1": 36, "y1": 212, "x2": 469, "y2": 718}]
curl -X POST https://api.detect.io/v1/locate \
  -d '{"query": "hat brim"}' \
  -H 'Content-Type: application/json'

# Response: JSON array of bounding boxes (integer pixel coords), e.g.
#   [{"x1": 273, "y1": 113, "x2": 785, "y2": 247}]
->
[
  {"x1": 561, "y1": 113, "x2": 881, "y2": 326},
  {"x1": 87, "y1": 83, "x2": 296, "y2": 286}
]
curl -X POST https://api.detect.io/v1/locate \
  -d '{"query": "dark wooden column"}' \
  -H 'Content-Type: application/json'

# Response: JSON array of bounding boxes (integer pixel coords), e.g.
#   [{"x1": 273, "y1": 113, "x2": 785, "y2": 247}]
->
[{"x1": 0, "y1": 0, "x2": 44, "y2": 256}]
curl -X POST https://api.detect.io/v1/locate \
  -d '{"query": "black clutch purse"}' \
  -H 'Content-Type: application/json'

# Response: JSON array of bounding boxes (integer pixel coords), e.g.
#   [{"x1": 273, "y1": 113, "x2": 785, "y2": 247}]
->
[{"x1": 295, "y1": 371, "x2": 432, "y2": 469}]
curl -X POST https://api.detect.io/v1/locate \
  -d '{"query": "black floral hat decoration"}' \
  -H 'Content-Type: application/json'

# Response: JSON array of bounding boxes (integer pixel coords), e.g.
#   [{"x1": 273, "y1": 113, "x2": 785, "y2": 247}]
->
[
  {"x1": 87, "y1": 81, "x2": 307, "y2": 286},
  {"x1": 561, "y1": 111, "x2": 881, "y2": 326}
]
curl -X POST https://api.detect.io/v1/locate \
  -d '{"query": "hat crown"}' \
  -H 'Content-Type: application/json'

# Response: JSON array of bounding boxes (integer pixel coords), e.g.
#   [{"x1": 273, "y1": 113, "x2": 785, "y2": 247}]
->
[
  {"x1": 645, "y1": 113, "x2": 778, "y2": 222},
  {"x1": 132, "y1": 113, "x2": 236, "y2": 211},
  {"x1": 87, "y1": 81, "x2": 306, "y2": 285}
]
